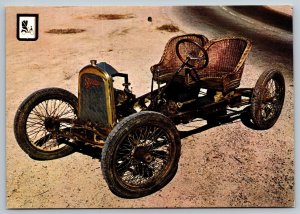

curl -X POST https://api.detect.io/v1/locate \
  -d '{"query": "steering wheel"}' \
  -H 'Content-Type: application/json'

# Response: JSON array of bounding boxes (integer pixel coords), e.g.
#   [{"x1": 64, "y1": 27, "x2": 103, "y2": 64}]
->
[{"x1": 175, "y1": 39, "x2": 209, "y2": 69}]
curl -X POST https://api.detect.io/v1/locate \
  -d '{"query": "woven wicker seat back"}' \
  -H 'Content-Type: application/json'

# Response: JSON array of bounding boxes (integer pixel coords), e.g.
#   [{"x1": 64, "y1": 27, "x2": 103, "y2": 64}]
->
[{"x1": 196, "y1": 38, "x2": 252, "y2": 92}]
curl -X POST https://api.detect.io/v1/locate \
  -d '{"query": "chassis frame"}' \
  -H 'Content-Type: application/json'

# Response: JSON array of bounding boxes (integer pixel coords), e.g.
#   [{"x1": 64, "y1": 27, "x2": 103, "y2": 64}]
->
[{"x1": 14, "y1": 35, "x2": 285, "y2": 198}]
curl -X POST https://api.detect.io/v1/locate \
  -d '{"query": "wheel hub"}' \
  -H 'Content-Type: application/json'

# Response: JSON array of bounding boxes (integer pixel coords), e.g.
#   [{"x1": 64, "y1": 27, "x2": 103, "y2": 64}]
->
[
  {"x1": 44, "y1": 117, "x2": 60, "y2": 132},
  {"x1": 133, "y1": 146, "x2": 154, "y2": 163}
]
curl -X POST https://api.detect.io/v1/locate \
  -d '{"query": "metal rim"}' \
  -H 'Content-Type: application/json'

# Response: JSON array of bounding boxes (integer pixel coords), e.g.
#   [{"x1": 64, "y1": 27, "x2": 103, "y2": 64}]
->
[
  {"x1": 112, "y1": 125, "x2": 175, "y2": 189},
  {"x1": 25, "y1": 99, "x2": 77, "y2": 151}
]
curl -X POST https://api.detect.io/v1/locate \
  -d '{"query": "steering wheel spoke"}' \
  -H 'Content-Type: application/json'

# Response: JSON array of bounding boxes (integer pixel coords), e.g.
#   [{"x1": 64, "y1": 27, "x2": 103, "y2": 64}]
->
[{"x1": 175, "y1": 39, "x2": 208, "y2": 69}]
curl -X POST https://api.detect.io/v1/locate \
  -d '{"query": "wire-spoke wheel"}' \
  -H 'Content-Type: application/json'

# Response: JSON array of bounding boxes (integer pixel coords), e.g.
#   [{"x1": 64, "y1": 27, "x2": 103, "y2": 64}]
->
[
  {"x1": 101, "y1": 111, "x2": 181, "y2": 198},
  {"x1": 14, "y1": 88, "x2": 78, "y2": 160},
  {"x1": 250, "y1": 69, "x2": 285, "y2": 130}
]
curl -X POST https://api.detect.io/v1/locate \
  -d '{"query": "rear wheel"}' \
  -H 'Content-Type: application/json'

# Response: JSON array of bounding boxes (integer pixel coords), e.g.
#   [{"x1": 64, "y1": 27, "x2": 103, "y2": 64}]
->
[
  {"x1": 101, "y1": 111, "x2": 181, "y2": 198},
  {"x1": 14, "y1": 88, "x2": 78, "y2": 160},
  {"x1": 250, "y1": 69, "x2": 285, "y2": 130}
]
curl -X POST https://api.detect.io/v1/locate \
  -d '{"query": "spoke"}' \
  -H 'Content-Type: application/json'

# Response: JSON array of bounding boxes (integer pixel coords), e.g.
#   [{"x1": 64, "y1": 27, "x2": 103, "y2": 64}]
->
[
  {"x1": 137, "y1": 126, "x2": 147, "y2": 143},
  {"x1": 148, "y1": 127, "x2": 164, "y2": 142},
  {"x1": 58, "y1": 109, "x2": 75, "y2": 118},
  {"x1": 51, "y1": 100, "x2": 58, "y2": 116},
  {"x1": 52, "y1": 100, "x2": 64, "y2": 117},
  {"x1": 120, "y1": 141, "x2": 133, "y2": 150},
  {"x1": 116, "y1": 158, "x2": 131, "y2": 174},
  {"x1": 31, "y1": 108, "x2": 46, "y2": 120},
  {"x1": 40, "y1": 100, "x2": 49, "y2": 117},
  {"x1": 126, "y1": 134, "x2": 135, "y2": 145},
  {"x1": 37, "y1": 102, "x2": 45, "y2": 113},
  {"x1": 41, "y1": 130, "x2": 51, "y2": 150},
  {"x1": 27, "y1": 127, "x2": 44, "y2": 139},
  {"x1": 127, "y1": 132, "x2": 139, "y2": 145},
  {"x1": 132, "y1": 162, "x2": 144, "y2": 176},
  {"x1": 134, "y1": 163, "x2": 153, "y2": 178},
  {"x1": 45, "y1": 100, "x2": 51, "y2": 116},
  {"x1": 56, "y1": 104, "x2": 72, "y2": 118},
  {"x1": 260, "y1": 78, "x2": 282, "y2": 121},
  {"x1": 144, "y1": 165, "x2": 153, "y2": 177},
  {"x1": 26, "y1": 120, "x2": 44, "y2": 128},
  {"x1": 263, "y1": 87, "x2": 273, "y2": 102},
  {"x1": 27, "y1": 127, "x2": 44, "y2": 140},
  {"x1": 134, "y1": 128, "x2": 142, "y2": 142},
  {"x1": 151, "y1": 150, "x2": 168, "y2": 160},
  {"x1": 27, "y1": 118, "x2": 44, "y2": 124},
  {"x1": 30, "y1": 126, "x2": 46, "y2": 142},
  {"x1": 34, "y1": 134, "x2": 52, "y2": 146},
  {"x1": 117, "y1": 146, "x2": 132, "y2": 159},
  {"x1": 151, "y1": 138, "x2": 168, "y2": 149},
  {"x1": 48, "y1": 100, "x2": 53, "y2": 116},
  {"x1": 139, "y1": 126, "x2": 153, "y2": 142},
  {"x1": 27, "y1": 125, "x2": 44, "y2": 135},
  {"x1": 49, "y1": 100, "x2": 53, "y2": 116}
]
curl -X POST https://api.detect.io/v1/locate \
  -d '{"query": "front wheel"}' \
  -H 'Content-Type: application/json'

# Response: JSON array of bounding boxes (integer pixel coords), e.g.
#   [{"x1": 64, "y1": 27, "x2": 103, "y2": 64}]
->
[
  {"x1": 250, "y1": 69, "x2": 285, "y2": 130},
  {"x1": 101, "y1": 111, "x2": 181, "y2": 198},
  {"x1": 14, "y1": 88, "x2": 78, "y2": 160}
]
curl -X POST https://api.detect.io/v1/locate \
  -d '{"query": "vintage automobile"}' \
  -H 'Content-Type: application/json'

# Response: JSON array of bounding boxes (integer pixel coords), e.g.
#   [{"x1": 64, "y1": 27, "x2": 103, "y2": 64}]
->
[{"x1": 14, "y1": 34, "x2": 285, "y2": 198}]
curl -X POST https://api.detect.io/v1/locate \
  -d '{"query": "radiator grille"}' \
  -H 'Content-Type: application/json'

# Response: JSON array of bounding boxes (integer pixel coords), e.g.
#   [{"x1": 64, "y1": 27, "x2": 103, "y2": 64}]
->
[{"x1": 79, "y1": 73, "x2": 109, "y2": 126}]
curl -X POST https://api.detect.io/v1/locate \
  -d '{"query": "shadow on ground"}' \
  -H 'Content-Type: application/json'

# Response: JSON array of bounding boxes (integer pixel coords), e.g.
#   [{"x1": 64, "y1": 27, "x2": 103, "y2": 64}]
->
[{"x1": 179, "y1": 110, "x2": 258, "y2": 139}]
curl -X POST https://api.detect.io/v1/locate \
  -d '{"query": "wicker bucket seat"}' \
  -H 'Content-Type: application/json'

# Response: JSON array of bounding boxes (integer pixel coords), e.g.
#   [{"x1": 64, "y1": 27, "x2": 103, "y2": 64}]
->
[{"x1": 195, "y1": 38, "x2": 252, "y2": 92}]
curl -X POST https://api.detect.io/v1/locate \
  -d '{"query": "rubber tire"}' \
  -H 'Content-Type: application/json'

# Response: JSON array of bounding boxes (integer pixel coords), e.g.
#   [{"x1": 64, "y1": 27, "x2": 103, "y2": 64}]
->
[
  {"x1": 250, "y1": 69, "x2": 285, "y2": 130},
  {"x1": 14, "y1": 88, "x2": 78, "y2": 160},
  {"x1": 101, "y1": 111, "x2": 181, "y2": 198}
]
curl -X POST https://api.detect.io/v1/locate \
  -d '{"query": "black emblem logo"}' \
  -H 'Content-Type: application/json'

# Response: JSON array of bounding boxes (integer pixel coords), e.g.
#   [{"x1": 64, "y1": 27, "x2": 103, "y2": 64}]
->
[{"x1": 17, "y1": 14, "x2": 39, "y2": 41}]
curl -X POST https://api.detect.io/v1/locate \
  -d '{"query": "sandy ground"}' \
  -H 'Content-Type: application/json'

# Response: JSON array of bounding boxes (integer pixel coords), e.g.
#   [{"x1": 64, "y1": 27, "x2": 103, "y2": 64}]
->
[{"x1": 6, "y1": 6, "x2": 294, "y2": 208}]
